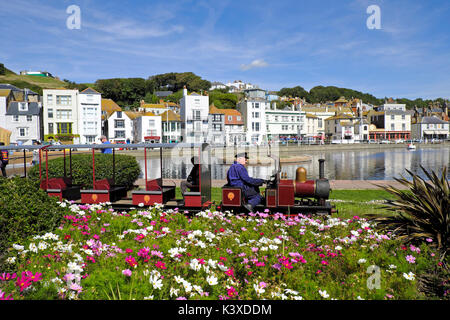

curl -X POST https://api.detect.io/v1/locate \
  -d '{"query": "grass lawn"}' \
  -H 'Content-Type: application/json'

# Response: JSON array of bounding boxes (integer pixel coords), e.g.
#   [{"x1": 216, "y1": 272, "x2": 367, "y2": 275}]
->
[{"x1": 174, "y1": 187, "x2": 398, "y2": 220}]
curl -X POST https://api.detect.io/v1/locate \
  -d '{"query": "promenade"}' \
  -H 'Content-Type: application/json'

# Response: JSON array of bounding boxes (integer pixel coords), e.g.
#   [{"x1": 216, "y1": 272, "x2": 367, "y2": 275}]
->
[{"x1": 135, "y1": 178, "x2": 408, "y2": 190}]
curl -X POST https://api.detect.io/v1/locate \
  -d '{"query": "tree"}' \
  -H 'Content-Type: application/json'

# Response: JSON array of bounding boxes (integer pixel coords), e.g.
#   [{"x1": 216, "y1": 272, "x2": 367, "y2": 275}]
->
[
  {"x1": 208, "y1": 90, "x2": 238, "y2": 109},
  {"x1": 277, "y1": 86, "x2": 309, "y2": 100},
  {"x1": 0, "y1": 63, "x2": 5, "y2": 75}
]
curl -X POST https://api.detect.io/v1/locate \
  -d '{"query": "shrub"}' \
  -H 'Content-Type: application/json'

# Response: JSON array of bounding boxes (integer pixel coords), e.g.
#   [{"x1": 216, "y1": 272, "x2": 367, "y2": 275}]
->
[
  {"x1": 27, "y1": 153, "x2": 141, "y2": 190},
  {"x1": 0, "y1": 177, "x2": 66, "y2": 262},
  {"x1": 373, "y1": 166, "x2": 449, "y2": 260}
]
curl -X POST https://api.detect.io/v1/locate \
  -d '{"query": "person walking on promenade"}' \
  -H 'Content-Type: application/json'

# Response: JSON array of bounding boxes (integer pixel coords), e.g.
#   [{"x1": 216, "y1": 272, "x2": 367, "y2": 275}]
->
[
  {"x1": 0, "y1": 142, "x2": 9, "y2": 177},
  {"x1": 99, "y1": 135, "x2": 113, "y2": 154}
]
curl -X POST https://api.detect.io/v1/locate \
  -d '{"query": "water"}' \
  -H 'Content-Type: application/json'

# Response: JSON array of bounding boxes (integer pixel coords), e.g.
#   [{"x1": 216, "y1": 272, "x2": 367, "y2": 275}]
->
[{"x1": 137, "y1": 145, "x2": 450, "y2": 181}]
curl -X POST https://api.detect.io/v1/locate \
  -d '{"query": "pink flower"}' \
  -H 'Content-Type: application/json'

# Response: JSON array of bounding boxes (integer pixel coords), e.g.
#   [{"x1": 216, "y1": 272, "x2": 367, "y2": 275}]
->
[
  {"x1": 227, "y1": 286, "x2": 238, "y2": 298},
  {"x1": 125, "y1": 256, "x2": 138, "y2": 268},
  {"x1": 122, "y1": 269, "x2": 132, "y2": 277},
  {"x1": 125, "y1": 248, "x2": 133, "y2": 254},
  {"x1": 155, "y1": 261, "x2": 167, "y2": 269},
  {"x1": 406, "y1": 255, "x2": 416, "y2": 264},
  {"x1": 225, "y1": 268, "x2": 234, "y2": 277},
  {"x1": 321, "y1": 260, "x2": 329, "y2": 266}
]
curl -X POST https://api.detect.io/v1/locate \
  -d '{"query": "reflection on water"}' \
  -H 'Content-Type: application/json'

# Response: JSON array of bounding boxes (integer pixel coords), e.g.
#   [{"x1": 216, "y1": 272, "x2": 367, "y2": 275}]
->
[{"x1": 137, "y1": 146, "x2": 450, "y2": 180}]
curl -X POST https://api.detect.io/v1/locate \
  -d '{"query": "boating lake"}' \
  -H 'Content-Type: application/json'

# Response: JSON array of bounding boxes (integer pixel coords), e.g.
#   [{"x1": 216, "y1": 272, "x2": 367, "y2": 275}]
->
[{"x1": 137, "y1": 145, "x2": 450, "y2": 181}]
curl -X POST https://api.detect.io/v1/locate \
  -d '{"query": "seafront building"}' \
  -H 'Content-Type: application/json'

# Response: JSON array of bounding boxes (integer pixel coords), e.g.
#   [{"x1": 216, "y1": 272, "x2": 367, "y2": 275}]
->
[
  {"x1": 180, "y1": 87, "x2": 209, "y2": 143},
  {"x1": 42, "y1": 88, "x2": 80, "y2": 143},
  {"x1": 78, "y1": 88, "x2": 102, "y2": 144}
]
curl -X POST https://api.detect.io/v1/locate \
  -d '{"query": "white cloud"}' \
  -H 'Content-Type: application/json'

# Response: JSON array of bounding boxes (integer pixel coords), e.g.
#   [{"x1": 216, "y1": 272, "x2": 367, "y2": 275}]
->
[{"x1": 240, "y1": 59, "x2": 269, "y2": 71}]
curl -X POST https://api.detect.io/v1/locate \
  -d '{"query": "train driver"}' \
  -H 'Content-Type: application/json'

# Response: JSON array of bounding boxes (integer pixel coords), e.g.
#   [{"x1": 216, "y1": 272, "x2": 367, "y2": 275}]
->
[
  {"x1": 227, "y1": 152, "x2": 265, "y2": 212},
  {"x1": 181, "y1": 156, "x2": 200, "y2": 195}
]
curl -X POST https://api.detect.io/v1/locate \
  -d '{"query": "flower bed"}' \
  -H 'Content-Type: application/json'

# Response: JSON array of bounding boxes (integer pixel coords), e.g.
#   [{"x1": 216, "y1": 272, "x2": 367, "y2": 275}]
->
[{"x1": 0, "y1": 202, "x2": 445, "y2": 300}]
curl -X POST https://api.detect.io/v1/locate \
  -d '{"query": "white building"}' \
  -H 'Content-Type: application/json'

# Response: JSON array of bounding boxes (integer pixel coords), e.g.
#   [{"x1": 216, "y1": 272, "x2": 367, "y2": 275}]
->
[
  {"x1": 160, "y1": 110, "x2": 182, "y2": 143},
  {"x1": 0, "y1": 89, "x2": 14, "y2": 130},
  {"x1": 180, "y1": 87, "x2": 210, "y2": 143},
  {"x1": 107, "y1": 110, "x2": 136, "y2": 143},
  {"x1": 78, "y1": 88, "x2": 102, "y2": 144},
  {"x1": 265, "y1": 103, "x2": 303, "y2": 142},
  {"x1": 5, "y1": 101, "x2": 41, "y2": 145},
  {"x1": 237, "y1": 98, "x2": 268, "y2": 145},
  {"x1": 43, "y1": 89, "x2": 80, "y2": 143},
  {"x1": 134, "y1": 112, "x2": 162, "y2": 143},
  {"x1": 411, "y1": 116, "x2": 449, "y2": 141}
]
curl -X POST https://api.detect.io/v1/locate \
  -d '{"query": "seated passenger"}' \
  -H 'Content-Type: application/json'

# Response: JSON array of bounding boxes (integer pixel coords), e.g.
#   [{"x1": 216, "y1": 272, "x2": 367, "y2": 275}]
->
[
  {"x1": 227, "y1": 152, "x2": 265, "y2": 212},
  {"x1": 181, "y1": 156, "x2": 200, "y2": 194}
]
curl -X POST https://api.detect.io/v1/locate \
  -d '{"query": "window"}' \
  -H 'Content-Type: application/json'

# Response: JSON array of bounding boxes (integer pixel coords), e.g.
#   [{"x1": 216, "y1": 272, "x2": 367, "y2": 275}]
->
[
  {"x1": 213, "y1": 124, "x2": 222, "y2": 131},
  {"x1": 27, "y1": 115, "x2": 32, "y2": 122},
  {"x1": 253, "y1": 102, "x2": 260, "y2": 109},
  {"x1": 402, "y1": 114, "x2": 405, "y2": 120},
  {"x1": 116, "y1": 111, "x2": 122, "y2": 118},
  {"x1": 48, "y1": 109, "x2": 53, "y2": 118},
  {"x1": 148, "y1": 119, "x2": 155, "y2": 127},
  {"x1": 85, "y1": 135, "x2": 96, "y2": 143},
  {"x1": 252, "y1": 112, "x2": 260, "y2": 118},
  {"x1": 114, "y1": 120, "x2": 125, "y2": 128},
  {"x1": 56, "y1": 109, "x2": 72, "y2": 120},
  {"x1": 57, "y1": 123, "x2": 72, "y2": 134},
  {"x1": 48, "y1": 123, "x2": 54, "y2": 134},
  {"x1": 391, "y1": 115, "x2": 395, "y2": 120},
  {"x1": 83, "y1": 107, "x2": 96, "y2": 118},
  {"x1": 47, "y1": 95, "x2": 53, "y2": 104},
  {"x1": 19, "y1": 103, "x2": 27, "y2": 111},
  {"x1": 13, "y1": 115, "x2": 19, "y2": 122},
  {"x1": 227, "y1": 115, "x2": 232, "y2": 122},
  {"x1": 275, "y1": 116, "x2": 279, "y2": 122},
  {"x1": 115, "y1": 130, "x2": 125, "y2": 138},
  {"x1": 318, "y1": 119, "x2": 323, "y2": 128},
  {"x1": 193, "y1": 110, "x2": 201, "y2": 120},
  {"x1": 236, "y1": 116, "x2": 241, "y2": 121},
  {"x1": 402, "y1": 123, "x2": 406, "y2": 131},
  {"x1": 56, "y1": 95, "x2": 72, "y2": 106},
  {"x1": 18, "y1": 128, "x2": 28, "y2": 137},
  {"x1": 391, "y1": 123, "x2": 395, "y2": 131},
  {"x1": 252, "y1": 122, "x2": 260, "y2": 132}
]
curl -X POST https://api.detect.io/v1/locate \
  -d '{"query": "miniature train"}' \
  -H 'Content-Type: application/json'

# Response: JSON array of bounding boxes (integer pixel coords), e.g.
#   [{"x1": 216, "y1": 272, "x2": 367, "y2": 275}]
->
[{"x1": 3, "y1": 143, "x2": 335, "y2": 215}]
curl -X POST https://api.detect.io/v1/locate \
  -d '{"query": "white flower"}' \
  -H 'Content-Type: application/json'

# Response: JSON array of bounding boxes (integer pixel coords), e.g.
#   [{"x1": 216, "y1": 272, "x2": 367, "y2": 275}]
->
[
  {"x1": 207, "y1": 259, "x2": 217, "y2": 269},
  {"x1": 12, "y1": 244, "x2": 24, "y2": 251},
  {"x1": 170, "y1": 287, "x2": 179, "y2": 297},
  {"x1": 6, "y1": 257, "x2": 16, "y2": 264},
  {"x1": 357, "y1": 296, "x2": 365, "y2": 300},
  {"x1": 152, "y1": 278, "x2": 163, "y2": 290},
  {"x1": 29, "y1": 243, "x2": 38, "y2": 253},
  {"x1": 403, "y1": 272, "x2": 415, "y2": 281},
  {"x1": 182, "y1": 281, "x2": 192, "y2": 293},
  {"x1": 388, "y1": 264, "x2": 397, "y2": 269},
  {"x1": 358, "y1": 258, "x2": 367, "y2": 264},
  {"x1": 319, "y1": 289, "x2": 329, "y2": 299},
  {"x1": 174, "y1": 275, "x2": 184, "y2": 284},
  {"x1": 253, "y1": 284, "x2": 265, "y2": 295},
  {"x1": 206, "y1": 275, "x2": 218, "y2": 286},
  {"x1": 189, "y1": 259, "x2": 202, "y2": 271},
  {"x1": 335, "y1": 245, "x2": 342, "y2": 251}
]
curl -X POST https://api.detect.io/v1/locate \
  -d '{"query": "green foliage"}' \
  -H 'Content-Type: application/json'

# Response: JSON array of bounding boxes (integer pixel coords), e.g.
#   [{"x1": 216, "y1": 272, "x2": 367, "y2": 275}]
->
[
  {"x1": 95, "y1": 78, "x2": 147, "y2": 108},
  {"x1": 148, "y1": 72, "x2": 211, "y2": 93},
  {"x1": 27, "y1": 153, "x2": 141, "y2": 190},
  {"x1": 0, "y1": 63, "x2": 5, "y2": 75},
  {"x1": 0, "y1": 177, "x2": 66, "y2": 259},
  {"x1": 208, "y1": 90, "x2": 238, "y2": 109},
  {"x1": 373, "y1": 166, "x2": 450, "y2": 260},
  {"x1": 278, "y1": 86, "x2": 309, "y2": 99}
]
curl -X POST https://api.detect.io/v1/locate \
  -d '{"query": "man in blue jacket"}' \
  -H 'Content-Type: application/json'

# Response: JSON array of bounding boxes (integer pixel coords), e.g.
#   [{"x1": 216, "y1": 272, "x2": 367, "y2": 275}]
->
[{"x1": 227, "y1": 152, "x2": 265, "y2": 212}]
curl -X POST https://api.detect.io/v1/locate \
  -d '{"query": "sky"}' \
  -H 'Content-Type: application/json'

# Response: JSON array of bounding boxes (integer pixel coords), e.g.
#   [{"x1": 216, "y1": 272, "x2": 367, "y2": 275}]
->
[{"x1": 1, "y1": 0, "x2": 450, "y2": 100}]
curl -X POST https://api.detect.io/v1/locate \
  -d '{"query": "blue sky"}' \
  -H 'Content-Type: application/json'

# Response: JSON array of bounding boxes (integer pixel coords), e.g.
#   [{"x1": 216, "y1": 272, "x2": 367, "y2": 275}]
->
[{"x1": 1, "y1": 0, "x2": 450, "y2": 99}]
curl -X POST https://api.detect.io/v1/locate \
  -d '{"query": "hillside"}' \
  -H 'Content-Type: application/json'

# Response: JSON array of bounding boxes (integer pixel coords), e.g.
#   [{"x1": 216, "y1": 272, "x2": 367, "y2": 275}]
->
[{"x1": 0, "y1": 65, "x2": 69, "y2": 95}]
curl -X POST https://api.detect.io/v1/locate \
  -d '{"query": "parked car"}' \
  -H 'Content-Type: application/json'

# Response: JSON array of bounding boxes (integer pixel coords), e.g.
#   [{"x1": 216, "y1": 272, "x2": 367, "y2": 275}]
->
[{"x1": 380, "y1": 140, "x2": 391, "y2": 144}]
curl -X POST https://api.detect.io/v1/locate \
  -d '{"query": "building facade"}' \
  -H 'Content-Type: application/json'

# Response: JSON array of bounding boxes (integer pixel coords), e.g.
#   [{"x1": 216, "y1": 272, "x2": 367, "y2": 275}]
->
[
  {"x1": 78, "y1": 88, "x2": 102, "y2": 144},
  {"x1": 180, "y1": 87, "x2": 209, "y2": 143},
  {"x1": 42, "y1": 89, "x2": 80, "y2": 143},
  {"x1": 237, "y1": 98, "x2": 268, "y2": 145},
  {"x1": 411, "y1": 116, "x2": 449, "y2": 141},
  {"x1": 5, "y1": 101, "x2": 41, "y2": 145}
]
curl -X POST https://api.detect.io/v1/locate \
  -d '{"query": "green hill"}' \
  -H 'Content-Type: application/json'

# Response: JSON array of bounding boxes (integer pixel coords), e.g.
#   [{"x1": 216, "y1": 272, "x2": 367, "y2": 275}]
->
[{"x1": 0, "y1": 64, "x2": 69, "y2": 95}]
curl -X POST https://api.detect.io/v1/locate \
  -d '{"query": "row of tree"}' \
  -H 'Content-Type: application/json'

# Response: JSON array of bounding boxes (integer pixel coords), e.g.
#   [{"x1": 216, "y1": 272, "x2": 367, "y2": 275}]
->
[
  {"x1": 92, "y1": 72, "x2": 211, "y2": 108},
  {"x1": 277, "y1": 85, "x2": 448, "y2": 109}
]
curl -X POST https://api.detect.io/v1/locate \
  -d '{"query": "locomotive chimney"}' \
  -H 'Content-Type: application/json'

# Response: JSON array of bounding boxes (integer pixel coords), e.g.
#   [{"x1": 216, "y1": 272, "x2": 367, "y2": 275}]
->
[{"x1": 318, "y1": 159, "x2": 325, "y2": 179}]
